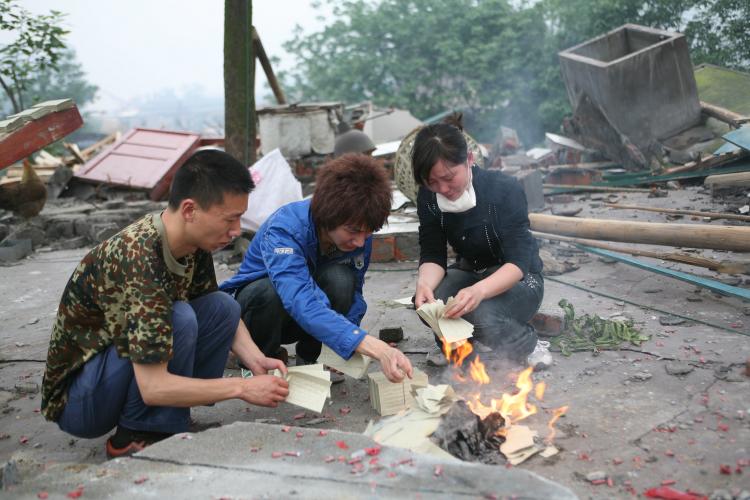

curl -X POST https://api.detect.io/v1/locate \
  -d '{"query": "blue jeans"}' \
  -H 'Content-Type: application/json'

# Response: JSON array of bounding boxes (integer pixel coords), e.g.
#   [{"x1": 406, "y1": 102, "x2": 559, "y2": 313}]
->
[
  {"x1": 235, "y1": 263, "x2": 356, "y2": 363},
  {"x1": 433, "y1": 267, "x2": 544, "y2": 362},
  {"x1": 57, "y1": 291, "x2": 239, "y2": 438}
]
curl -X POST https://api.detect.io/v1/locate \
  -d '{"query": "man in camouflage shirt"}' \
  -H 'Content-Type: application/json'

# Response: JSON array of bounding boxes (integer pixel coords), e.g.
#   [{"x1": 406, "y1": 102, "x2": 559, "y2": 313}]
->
[{"x1": 42, "y1": 150, "x2": 289, "y2": 457}]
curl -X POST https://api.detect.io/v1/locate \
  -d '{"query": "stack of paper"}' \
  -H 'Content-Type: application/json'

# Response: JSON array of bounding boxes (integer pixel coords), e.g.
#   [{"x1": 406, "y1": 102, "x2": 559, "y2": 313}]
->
[
  {"x1": 317, "y1": 344, "x2": 371, "y2": 379},
  {"x1": 368, "y1": 368, "x2": 428, "y2": 416},
  {"x1": 412, "y1": 384, "x2": 457, "y2": 415},
  {"x1": 270, "y1": 364, "x2": 331, "y2": 413},
  {"x1": 416, "y1": 298, "x2": 474, "y2": 344}
]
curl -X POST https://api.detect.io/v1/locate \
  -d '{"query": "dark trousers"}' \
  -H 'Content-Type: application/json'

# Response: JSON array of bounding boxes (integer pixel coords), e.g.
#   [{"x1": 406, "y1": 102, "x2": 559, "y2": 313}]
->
[
  {"x1": 235, "y1": 264, "x2": 356, "y2": 363},
  {"x1": 433, "y1": 268, "x2": 544, "y2": 362},
  {"x1": 57, "y1": 292, "x2": 239, "y2": 438}
]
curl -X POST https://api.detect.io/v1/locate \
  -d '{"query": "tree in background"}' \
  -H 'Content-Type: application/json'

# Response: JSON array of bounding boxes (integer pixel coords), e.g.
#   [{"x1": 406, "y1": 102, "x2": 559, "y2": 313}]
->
[
  {"x1": 282, "y1": 0, "x2": 748, "y2": 145},
  {"x1": 0, "y1": 0, "x2": 97, "y2": 116},
  {"x1": 281, "y1": 0, "x2": 555, "y2": 143}
]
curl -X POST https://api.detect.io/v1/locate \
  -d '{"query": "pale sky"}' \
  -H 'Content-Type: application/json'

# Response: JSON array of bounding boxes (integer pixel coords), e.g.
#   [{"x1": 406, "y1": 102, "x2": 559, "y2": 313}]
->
[{"x1": 18, "y1": 1, "x2": 329, "y2": 111}]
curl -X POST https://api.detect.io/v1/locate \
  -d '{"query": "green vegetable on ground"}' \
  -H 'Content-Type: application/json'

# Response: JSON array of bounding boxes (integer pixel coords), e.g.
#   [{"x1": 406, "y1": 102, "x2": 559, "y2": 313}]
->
[{"x1": 550, "y1": 299, "x2": 650, "y2": 356}]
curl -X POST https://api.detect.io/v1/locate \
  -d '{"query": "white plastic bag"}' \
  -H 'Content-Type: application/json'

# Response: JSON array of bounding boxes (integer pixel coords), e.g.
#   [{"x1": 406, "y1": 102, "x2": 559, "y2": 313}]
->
[{"x1": 241, "y1": 148, "x2": 303, "y2": 232}]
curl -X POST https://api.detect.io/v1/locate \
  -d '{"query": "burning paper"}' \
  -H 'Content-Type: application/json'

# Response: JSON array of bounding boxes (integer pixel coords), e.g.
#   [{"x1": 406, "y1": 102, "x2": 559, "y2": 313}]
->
[
  {"x1": 417, "y1": 298, "x2": 474, "y2": 344},
  {"x1": 499, "y1": 425, "x2": 543, "y2": 465},
  {"x1": 412, "y1": 384, "x2": 457, "y2": 415}
]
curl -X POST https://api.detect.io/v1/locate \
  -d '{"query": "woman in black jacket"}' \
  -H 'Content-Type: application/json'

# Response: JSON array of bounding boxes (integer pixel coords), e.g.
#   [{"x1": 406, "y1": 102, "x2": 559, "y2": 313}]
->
[{"x1": 411, "y1": 123, "x2": 545, "y2": 366}]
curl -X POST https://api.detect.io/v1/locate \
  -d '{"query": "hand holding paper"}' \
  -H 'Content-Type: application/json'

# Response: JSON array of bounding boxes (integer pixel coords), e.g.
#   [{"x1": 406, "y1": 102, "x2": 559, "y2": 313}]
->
[{"x1": 416, "y1": 298, "x2": 474, "y2": 344}]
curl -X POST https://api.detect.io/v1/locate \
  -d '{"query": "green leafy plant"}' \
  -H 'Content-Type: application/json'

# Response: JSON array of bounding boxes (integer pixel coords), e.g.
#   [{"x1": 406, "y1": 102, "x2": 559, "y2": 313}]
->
[{"x1": 551, "y1": 299, "x2": 650, "y2": 356}]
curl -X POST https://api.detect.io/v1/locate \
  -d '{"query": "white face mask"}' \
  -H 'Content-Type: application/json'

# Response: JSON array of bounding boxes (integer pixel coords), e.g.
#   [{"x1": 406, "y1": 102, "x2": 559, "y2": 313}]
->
[{"x1": 436, "y1": 166, "x2": 476, "y2": 213}]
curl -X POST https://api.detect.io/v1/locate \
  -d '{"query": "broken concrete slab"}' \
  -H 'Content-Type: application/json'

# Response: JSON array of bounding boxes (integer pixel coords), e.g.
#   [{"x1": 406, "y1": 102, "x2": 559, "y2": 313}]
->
[
  {"x1": 559, "y1": 24, "x2": 702, "y2": 169},
  {"x1": 8, "y1": 422, "x2": 576, "y2": 499}
]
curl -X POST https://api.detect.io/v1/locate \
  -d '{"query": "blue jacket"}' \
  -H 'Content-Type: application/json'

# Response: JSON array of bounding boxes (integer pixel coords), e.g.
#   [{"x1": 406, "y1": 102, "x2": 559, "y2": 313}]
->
[{"x1": 220, "y1": 199, "x2": 370, "y2": 359}]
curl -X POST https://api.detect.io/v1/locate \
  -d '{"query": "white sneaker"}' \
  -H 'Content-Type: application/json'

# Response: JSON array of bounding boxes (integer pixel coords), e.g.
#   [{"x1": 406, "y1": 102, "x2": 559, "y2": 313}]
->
[
  {"x1": 527, "y1": 340, "x2": 552, "y2": 370},
  {"x1": 426, "y1": 345, "x2": 448, "y2": 367}
]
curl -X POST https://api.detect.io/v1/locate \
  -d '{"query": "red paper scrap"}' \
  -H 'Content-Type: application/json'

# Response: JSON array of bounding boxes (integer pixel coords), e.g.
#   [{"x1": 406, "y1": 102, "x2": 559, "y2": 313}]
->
[
  {"x1": 293, "y1": 412, "x2": 306, "y2": 420},
  {"x1": 134, "y1": 477, "x2": 148, "y2": 485},
  {"x1": 296, "y1": 432, "x2": 304, "y2": 438},
  {"x1": 37, "y1": 493, "x2": 49, "y2": 499},
  {"x1": 644, "y1": 486, "x2": 708, "y2": 500},
  {"x1": 339, "y1": 407, "x2": 352, "y2": 415},
  {"x1": 318, "y1": 430, "x2": 329, "y2": 437},
  {"x1": 271, "y1": 451, "x2": 283, "y2": 458},
  {"x1": 66, "y1": 486, "x2": 84, "y2": 499},
  {"x1": 365, "y1": 446, "x2": 381, "y2": 456},
  {"x1": 434, "y1": 465, "x2": 443, "y2": 477},
  {"x1": 281, "y1": 426, "x2": 291, "y2": 433},
  {"x1": 336, "y1": 440, "x2": 349, "y2": 450},
  {"x1": 719, "y1": 464, "x2": 732, "y2": 475}
]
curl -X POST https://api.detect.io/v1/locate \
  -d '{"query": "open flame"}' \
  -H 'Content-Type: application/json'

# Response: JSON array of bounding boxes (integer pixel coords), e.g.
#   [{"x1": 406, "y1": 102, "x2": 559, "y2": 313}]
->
[{"x1": 442, "y1": 339, "x2": 567, "y2": 445}]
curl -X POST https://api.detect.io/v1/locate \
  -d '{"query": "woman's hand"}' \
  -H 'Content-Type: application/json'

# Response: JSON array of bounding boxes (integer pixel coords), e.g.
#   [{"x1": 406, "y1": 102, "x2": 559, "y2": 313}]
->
[
  {"x1": 356, "y1": 336, "x2": 413, "y2": 382},
  {"x1": 414, "y1": 282, "x2": 436, "y2": 308},
  {"x1": 378, "y1": 346, "x2": 414, "y2": 383},
  {"x1": 443, "y1": 284, "x2": 485, "y2": 318}
]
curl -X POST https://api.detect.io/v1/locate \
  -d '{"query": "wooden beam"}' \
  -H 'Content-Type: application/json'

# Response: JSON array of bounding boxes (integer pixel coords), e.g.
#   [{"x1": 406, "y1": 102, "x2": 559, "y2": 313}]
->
[
  {"x1": 253, "y1": 27, "x2": 286, "y2": 105},
  {"x1": 704, "y1": 171, "x2": 750, "y2": 190},
  {"x1": 700, "y1": 100, "x2": 750, "y2": 128},
  {"x1": 0, "y1": 106, "x2": 83, "y2": 169},
  {"x1": 532, "y1": 231, "x2": 748, "y2": 274},
  {"x1": 224, "y1": 0, "x2": 256, "y2": 165},
  {"x1": 604, "y1": 203, "x2": 750, "y2": 223},
  {"x1": 528, "y1": 213, "x2": 750, "y2": 252},
  {"x1": 543, "y1": 184, "x2": 652, "y2": 193}
]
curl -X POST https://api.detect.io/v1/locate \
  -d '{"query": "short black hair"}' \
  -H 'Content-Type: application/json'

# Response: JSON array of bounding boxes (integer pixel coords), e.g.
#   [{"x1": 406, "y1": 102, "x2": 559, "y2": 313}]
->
[
  {"x1": 411, "y1": 124, "x2": 468, "y2": 186},
  {"x1": 168, "y1": 149, "x2": 254, "y2": 209}
]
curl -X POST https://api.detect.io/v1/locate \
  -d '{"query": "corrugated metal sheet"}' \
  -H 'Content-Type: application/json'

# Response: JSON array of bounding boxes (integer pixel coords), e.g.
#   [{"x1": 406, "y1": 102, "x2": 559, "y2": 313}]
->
[{"x1": 74, "y1": 128, "x2": 200, "y2": 200}]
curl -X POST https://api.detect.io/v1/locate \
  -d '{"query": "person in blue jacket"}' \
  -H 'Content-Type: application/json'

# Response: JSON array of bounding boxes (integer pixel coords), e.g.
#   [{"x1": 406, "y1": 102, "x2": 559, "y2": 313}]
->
[{"x1": 221, "y1": 154, "x2": 413, "y2": 382}]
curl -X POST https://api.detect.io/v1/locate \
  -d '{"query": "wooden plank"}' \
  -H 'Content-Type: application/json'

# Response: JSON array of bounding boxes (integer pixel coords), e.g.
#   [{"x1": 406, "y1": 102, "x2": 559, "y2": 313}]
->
[
  {"x1": 0, "y1": 107, "x2": 83, "y2": 169},
  {"x1": 604, "y1": 202, "x2": 750, "y2": 222},
  {"x1": 528, "y1": 213, "x2": 750, "y2": 252},
  {"x1": 576, "y1": 246, "x2": 750, "y2": 301},
  {"x1": 704, "y1": 171, "x2": 750, "y2": 189}
]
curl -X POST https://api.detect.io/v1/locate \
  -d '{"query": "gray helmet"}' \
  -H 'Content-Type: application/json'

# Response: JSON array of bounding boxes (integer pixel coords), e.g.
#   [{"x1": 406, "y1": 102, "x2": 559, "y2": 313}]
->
[{"x1": 333, "y1": 129, "x2": 376, "y2": 157}]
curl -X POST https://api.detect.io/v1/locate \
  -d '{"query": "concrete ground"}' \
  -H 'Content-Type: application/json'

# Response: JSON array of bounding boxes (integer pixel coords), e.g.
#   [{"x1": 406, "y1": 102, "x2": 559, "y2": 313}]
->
[{"x1": 1, "y1": 186, "x2": 749, "y2": 498}]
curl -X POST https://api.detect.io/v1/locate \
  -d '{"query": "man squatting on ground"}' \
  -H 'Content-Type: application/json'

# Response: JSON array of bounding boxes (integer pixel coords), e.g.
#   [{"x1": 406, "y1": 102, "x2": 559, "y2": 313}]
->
[
  {"x1": 41, "y1": 150, "x2": 290, "y2": 457},
  {"x1": 221, "y1": 154, "x2": 414, "y2": 383}
]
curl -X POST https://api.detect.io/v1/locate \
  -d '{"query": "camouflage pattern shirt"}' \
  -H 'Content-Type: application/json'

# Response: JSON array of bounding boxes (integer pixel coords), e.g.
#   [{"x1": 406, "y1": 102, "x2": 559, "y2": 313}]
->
[{"x1": 41, "y1": 213, "x2": 217, "y2": 421}]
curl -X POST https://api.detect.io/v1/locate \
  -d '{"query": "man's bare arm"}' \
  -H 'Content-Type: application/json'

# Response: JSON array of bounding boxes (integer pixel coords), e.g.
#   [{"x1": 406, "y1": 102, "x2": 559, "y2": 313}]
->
[{"x1": 132, "y1": 362, "x2": 288, "y2": 408}]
